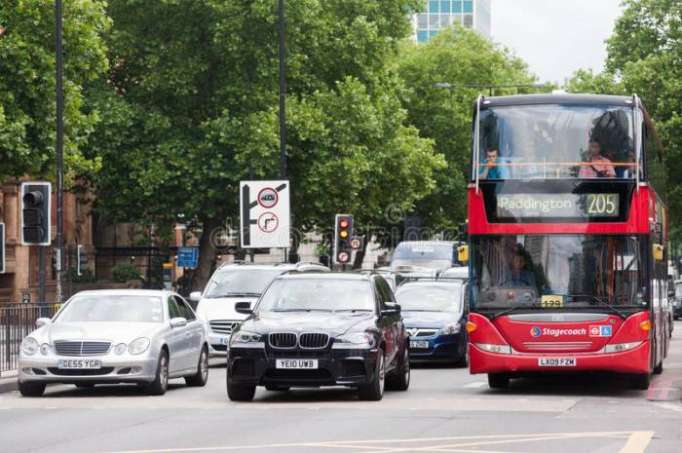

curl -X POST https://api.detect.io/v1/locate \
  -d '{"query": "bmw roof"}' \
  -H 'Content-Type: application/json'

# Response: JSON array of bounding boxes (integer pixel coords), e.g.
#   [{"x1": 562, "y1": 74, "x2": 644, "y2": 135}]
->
[{"x1": 481, "y1": 93, "x2": 635, "y2": 108}]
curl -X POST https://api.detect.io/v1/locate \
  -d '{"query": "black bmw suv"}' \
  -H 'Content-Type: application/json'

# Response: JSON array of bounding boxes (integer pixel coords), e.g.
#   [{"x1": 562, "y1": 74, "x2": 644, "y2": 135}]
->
[{"x1": 226, "y1": 272, "x2": 410, "y2": 401}]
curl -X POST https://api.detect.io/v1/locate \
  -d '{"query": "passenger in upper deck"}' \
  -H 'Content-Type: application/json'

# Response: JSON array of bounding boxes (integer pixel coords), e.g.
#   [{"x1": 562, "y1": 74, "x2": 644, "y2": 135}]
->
[
  {"x1": 479, "y1": 147, "x2": 509, "y2": 180},
  {"x1": 578, "y1": 140, "x2": 616, "y2": 178}
]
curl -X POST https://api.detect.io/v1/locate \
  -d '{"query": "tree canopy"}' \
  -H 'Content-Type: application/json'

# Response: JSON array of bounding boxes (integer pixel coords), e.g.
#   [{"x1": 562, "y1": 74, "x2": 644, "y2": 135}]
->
[{"x1": 0, "y1": 0, "x2": 109, "y2": 181}]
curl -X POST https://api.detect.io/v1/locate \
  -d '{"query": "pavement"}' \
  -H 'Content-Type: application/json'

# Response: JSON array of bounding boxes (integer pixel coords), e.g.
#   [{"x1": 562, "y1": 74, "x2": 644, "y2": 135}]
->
[{"x1": 0, "y1": 322, "x2": 681, "y2": 453}]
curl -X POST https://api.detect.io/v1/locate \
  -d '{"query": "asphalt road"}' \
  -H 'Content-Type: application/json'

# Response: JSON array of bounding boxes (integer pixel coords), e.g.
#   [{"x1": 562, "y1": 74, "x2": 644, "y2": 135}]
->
[{"x1": 2, "y1": 323, "x2": 682, "y2": 453}]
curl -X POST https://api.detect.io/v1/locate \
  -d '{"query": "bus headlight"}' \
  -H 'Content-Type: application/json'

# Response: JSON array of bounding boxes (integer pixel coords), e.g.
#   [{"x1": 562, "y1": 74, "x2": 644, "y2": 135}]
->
[
  {"x1": 603, "y1": 341, "x2": 642, "y2": 353},
  {"x1": 475, "y1": 343, "x2": 512, "y2": 354}
]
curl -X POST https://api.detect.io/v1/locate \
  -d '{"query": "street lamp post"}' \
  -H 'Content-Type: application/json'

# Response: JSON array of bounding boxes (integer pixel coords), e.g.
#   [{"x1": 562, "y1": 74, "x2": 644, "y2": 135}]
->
[{"x1": 55, "y1": 0, "x2": 65, "y2": 303}]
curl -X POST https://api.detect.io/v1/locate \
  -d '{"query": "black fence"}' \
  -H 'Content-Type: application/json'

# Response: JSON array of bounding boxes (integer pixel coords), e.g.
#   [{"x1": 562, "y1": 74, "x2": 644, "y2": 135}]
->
[{"x1": 1, "y1": 304, "x2": 60, "y2": 376}]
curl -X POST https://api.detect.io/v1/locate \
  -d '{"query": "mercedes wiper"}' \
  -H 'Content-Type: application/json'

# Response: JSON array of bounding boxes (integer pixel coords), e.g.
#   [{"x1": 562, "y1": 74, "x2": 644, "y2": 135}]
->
[
  {"x1": 270, "y1": 308, "x2": 332, "y2": 312},
  {"x1": 210, "y1": 292, "x2": 261, "y2": 298},
  {"x1": 569, "y1": 294, "x2": 627, "y2": 319},
  {"x1": 334, "y1": 309, "x2": 373, "y2": 313}
]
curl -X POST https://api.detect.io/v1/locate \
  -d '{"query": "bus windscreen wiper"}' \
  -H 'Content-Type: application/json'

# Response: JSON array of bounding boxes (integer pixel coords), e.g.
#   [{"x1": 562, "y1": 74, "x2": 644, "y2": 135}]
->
[
  {"x1": 569, "y1": 294, "x2": 627, "y2": 319},
  {"x1": 489, "y1": 304, "x2": 544, "y2": 320}
]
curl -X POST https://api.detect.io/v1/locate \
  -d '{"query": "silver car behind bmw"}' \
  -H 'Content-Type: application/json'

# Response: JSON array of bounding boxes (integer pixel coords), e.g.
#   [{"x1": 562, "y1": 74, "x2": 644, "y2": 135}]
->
[{"x1": 18, "y1": 289, "x2": 209, "y2": 396}]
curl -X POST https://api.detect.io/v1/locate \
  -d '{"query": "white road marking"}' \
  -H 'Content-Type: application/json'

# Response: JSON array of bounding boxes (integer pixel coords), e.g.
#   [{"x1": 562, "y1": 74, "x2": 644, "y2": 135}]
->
[
  {"x1": 617, "y1": 431, "x2": 654, "y2": 453},
  {"x1": 462, "y1": 382, "x2": 486, "y2": 389},
  {"x1": 102, "y1": 431, "x2": 645, "y2": 453},
  {"x1": 654, "y1": 402, "x2": 682, "y2": 413}
]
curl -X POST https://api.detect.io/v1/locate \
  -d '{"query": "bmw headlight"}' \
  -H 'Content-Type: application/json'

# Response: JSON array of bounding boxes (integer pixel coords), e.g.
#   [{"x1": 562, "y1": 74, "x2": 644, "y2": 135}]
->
[
  {"x1": 21, "y1": 337, "x2": 39, "y2": 356},
  {"x1": 40, "y1": 343, "x2": 51, "y2": 355},
  {"x1": 439, "y1": 323, "x2": 461, "y2": 335},
  {"x1": 128, "y1": 337, "x2": 150, "y2": 355},
  {"x1": 230, "y1": 331, "x2": 263, "y2": 345},
  {"x1": 333, "y1": 332, "x2": 376, "y2": 349},
  {"x1": 114, "y1": 343, "x2": 127, "y2": 355}
]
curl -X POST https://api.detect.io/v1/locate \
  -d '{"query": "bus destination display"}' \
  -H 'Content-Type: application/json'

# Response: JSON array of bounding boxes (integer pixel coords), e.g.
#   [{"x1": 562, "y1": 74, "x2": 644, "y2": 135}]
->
[{"x1": 496, "y1": 193, "x2": 620, "y2": 219}]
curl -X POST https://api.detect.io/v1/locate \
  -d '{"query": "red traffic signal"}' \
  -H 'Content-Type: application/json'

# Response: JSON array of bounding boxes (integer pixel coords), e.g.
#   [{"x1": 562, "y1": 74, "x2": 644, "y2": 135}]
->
[{"x1": 334, "y1": 214, "x2": 354, "y2": 266}]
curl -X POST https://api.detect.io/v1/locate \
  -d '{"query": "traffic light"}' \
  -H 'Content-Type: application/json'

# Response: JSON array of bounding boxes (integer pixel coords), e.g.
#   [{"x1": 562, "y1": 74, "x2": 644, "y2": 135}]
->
[
  {"x1": 333, "y1": 214, "x2": 353, "y2": 265},
  {"x1": 21, "y1": 182, "x2": 51, "y2": 245},
  {"x1": 0, "y1": 223, "x2": 5, "y2": 274},
  {"x1": 77, "y1": 244, "x2": 88, "y2": 276}
]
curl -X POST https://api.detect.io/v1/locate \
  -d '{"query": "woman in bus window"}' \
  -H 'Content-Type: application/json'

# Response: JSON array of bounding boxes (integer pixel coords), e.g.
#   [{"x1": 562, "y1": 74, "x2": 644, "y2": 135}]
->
[{"x1": 578, "y1": 140, "x2": 616, "y2": 178}]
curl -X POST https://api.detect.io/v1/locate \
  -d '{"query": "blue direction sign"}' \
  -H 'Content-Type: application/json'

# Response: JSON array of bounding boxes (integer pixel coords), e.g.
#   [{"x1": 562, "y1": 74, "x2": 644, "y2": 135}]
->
[{"x1": 177, "y1": 247, "x2": 199, "y2": 269}]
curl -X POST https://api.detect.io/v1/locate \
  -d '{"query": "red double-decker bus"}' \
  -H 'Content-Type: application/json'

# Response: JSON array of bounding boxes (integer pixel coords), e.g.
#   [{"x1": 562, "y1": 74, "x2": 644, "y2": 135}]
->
[{"x1": 465, "y1": 94, "x2": 670, "y2": 390}]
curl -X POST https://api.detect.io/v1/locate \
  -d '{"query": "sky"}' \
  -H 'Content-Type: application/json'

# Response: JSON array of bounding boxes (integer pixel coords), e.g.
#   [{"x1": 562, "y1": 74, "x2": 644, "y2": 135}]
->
[{"x1": 491, "y1": 0, "x2": 624, "y2": 85}]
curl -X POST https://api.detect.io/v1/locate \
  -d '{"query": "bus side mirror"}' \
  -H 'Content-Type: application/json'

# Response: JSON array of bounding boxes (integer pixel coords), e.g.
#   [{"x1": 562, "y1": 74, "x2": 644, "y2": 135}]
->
[{"x1": 458, "y1": 245, "x2": 469, "y2": 264}]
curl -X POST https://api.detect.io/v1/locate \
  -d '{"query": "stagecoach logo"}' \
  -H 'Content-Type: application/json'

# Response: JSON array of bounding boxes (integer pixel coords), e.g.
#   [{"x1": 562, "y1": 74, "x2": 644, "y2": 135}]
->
[{"x1": 530, "y1": 326, "x2": 587, "y2": 337}]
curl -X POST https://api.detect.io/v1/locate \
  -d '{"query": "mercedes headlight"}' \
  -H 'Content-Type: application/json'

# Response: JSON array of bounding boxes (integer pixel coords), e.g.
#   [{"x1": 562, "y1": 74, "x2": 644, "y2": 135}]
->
[
  {"x1": 114, "y1": 343, "x2": 128, "y2": 355},
  {"x1": 439, "y1": 323, "x2": 461, "y2": 335},
  {"x1": 230, "y1": 331, "x2": 263, "y2": 345},
  {"x1": 40, "y1": 343, "x2": 51, "y2": 355},
  {"x1": 128, "y1": 337, "x2": 150, "y2": 355},
  {"x1": 21, "y1": 337, "x2": 39, "y2": 356},
  {"x1": 333, "y1": 332, "x2": 376, "y2": 349}
]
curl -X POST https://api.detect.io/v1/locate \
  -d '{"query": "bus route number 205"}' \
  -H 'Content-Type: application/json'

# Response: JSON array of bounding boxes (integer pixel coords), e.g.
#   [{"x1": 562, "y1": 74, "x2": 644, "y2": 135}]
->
[{"x1": 585, "y1": 194, "x2": 619, "y2": 217}]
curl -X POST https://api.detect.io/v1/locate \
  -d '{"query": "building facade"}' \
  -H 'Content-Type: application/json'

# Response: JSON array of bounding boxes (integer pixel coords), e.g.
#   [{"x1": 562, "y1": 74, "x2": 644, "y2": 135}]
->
[{"x1": 413, "y1": 0, "x2": 491, "y2": 43}]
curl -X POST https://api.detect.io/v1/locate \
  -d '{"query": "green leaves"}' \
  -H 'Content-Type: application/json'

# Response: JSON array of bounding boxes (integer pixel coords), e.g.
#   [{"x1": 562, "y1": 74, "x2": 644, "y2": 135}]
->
[{"x1": 0, "y1": 0, "x2": 109, "y2": 181}]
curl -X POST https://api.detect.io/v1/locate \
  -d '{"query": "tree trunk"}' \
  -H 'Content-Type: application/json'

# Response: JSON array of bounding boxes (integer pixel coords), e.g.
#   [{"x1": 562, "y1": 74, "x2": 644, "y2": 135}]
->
[
  {"x1": 352, "y1": 235, "x2": 369, "y2": 270},
  {"x1": 190, "y1": 217, "x2": 221, "y2": 292}
]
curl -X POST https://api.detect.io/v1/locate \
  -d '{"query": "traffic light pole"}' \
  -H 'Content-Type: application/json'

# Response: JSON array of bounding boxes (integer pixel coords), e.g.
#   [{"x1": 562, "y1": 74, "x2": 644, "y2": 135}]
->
[
  {"x1": 278, "y1": 0, "x2": 288, "y2": 263},
  {"x1": 55, "y1": 0, "x2": 65, "y2": 303},
  {"x1": 38, "y1": 247, "x2": 46, "y2": 303}
]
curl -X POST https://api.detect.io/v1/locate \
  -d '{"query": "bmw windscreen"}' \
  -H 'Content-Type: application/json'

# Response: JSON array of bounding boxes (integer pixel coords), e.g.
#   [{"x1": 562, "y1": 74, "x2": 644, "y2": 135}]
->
[
  {"x1": 470, "y1": 235, "x2": 645, "y2": 310},
  {"x1": 56, "y1": 295, "x2": 164, "y2": 323},
  {"x1": 257, "y1": 279, "x2": 374, "y2": 313}
]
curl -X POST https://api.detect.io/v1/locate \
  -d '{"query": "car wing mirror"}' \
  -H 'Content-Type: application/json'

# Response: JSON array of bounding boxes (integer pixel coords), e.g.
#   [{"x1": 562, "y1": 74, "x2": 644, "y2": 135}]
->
[
  {"x1": 35, "y1": 317, "x2": 51, "y2": 328},
  {"x1": 170, "y1": 317, "x2": 188, "y2": 328},
  {"x1": 189, "y1": 291, "x2": 202, "y2": 302},
  {"x1": 235, "y1": 301, "x2": 253, "y2": 315}
]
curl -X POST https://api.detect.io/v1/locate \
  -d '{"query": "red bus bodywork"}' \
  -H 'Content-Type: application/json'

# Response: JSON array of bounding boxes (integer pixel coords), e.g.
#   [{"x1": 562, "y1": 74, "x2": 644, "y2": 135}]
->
[{"x1": 467, "y1": 184, "x2": 665, "y2": 380}]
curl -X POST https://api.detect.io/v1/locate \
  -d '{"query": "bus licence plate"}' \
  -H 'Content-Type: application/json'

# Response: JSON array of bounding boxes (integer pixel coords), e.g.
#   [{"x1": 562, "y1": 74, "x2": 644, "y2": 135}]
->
[
  {"x1": 58, "y1": 359, "x2": 102, "y2": 369},
  {"x1": 538, "y1": 357, "x2": 576, "y2": 367},
  {"x1": 276, "y1": 359, "x2": 318, "y2": 369}
]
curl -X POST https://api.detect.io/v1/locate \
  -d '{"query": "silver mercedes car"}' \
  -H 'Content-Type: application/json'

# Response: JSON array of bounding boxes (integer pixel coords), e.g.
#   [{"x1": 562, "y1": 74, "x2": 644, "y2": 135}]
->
[{"x1": 18, "y1": 289, "x2": 209, "y2": 397}]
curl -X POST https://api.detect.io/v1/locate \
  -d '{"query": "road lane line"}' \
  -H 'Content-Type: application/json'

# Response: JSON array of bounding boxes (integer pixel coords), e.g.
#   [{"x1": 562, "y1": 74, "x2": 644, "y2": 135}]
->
[
  {"x1": 461, "y1": 382, "x2": 486, "y2": 389},
  {"x1": 654, "y1": 402, "x2": 682, "y2": 413},
  {"x1": 617, "y1": 431, "x2": 654, "y2": 453}
]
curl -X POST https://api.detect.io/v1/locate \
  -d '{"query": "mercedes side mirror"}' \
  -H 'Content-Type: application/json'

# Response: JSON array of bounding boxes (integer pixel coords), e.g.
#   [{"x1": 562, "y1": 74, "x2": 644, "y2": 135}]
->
[
  {"x1": 170, "y1": 317, "x2": 188, "y2": 328},
  {"x1": 35, "y1": 317, "x2": 51, "y2": 328},
  {"x1": 189, "y1": 291, "x2": 202, "y2": 302},
  {"x1": 235, "y1": 301, "x2": 253, "y2": 315}
]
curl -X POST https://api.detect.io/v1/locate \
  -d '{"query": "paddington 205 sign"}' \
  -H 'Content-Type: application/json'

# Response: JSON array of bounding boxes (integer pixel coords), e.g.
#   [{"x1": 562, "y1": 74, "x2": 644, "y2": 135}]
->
[{"x1": 496, "y1": 193, "x2": 620, "y2": 219}]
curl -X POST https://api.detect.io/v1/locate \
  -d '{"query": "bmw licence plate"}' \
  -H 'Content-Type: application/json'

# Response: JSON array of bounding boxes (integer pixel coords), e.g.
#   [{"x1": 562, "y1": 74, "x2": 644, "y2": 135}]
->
[
  {"x1": 275, "y1": 359, "x2": 318, "y2": 369},
  {"x1": 58, "y1": 359, "x2": 102, "y2": 369},
  {"x1": 538, "y1": 357, "x2": 576, "y2": 367}
]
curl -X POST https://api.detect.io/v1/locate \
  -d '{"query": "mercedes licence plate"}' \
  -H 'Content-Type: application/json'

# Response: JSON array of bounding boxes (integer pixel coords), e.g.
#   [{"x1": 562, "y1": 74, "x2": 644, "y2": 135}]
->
[
  {"x1": 275, "y1": 359, "x2": 318, "y2": 369},
  {"x1": 410, "y1": 340, "x2": 429, "y2": 349},
  {"x1": 58, "y1": 359, "x2": 102, "y2": 369},
  {"x1": 538, "y1": 357, "x2": 576, "y2": 367}
]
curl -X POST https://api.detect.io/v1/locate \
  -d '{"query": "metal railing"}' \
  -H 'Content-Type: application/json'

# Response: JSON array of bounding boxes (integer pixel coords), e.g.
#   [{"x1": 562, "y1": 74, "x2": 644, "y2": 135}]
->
[{"x1": 1, "y1": 304, "x2": 60, "y2": 376}]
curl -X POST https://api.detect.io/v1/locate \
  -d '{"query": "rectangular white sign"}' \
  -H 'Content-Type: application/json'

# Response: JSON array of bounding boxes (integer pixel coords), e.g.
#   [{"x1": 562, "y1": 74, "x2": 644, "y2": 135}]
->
[{"x1": 239, "y1": 180, "x2": 290, "y2": 249}]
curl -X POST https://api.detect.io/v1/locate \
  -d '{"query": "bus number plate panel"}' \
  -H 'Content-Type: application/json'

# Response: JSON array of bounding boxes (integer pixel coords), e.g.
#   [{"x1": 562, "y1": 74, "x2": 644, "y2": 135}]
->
[{"x1": 538, "y1": 357, "x2": 576, "y2": 367}]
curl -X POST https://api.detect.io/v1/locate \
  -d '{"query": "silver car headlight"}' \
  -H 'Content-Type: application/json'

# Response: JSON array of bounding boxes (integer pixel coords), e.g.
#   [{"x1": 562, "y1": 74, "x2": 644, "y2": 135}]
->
[
  {"x1": 439, "y1": 323, "x2": 461, "y2": 335},
  {"x1": 128, "y1": 337, "x2": 150, "y2": 355},
  {"x1": 230, "y1": 331, "x2": 263, "y2": 345},
  {"x1": 22, "y1": 337, "x2": 39, "y2": 356},
  {"x1": 333, "y1": 332, "x2": 376, "y2": 349},
  {"x1": 40, "y1": 343, "x2": 51, "y2": 355},
  {"x1": 114, "y1": 343, "x2": 127, "y2": 355}
]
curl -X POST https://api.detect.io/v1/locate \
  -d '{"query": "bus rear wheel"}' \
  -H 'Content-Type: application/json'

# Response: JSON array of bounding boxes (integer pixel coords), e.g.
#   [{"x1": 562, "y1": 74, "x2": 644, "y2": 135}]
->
[{"x1": 487, "y1": 373, "x2": 509, "y2": 389}]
